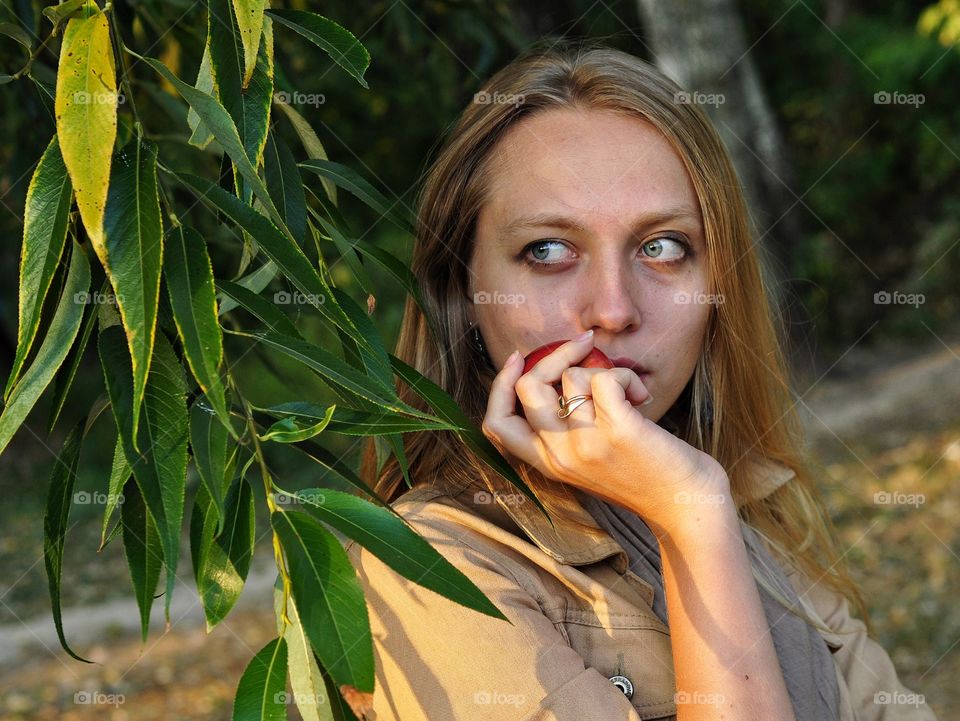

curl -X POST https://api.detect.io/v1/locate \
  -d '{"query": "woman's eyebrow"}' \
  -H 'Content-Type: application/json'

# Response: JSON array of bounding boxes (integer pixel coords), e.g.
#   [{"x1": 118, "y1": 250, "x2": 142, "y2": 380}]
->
[{"x1": 499, "y1": 206, "x2": 701, "y2": 238}]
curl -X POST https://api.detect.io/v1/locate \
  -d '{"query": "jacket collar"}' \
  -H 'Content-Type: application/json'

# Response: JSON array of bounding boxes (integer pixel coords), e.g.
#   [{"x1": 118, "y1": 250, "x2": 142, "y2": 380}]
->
[{"x1": 437, "y1": 457, "x2": 797, "y2": 568}]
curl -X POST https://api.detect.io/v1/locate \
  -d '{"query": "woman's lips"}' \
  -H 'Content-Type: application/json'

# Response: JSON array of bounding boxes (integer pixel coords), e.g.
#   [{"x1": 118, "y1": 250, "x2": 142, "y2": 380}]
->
[{"x1": 611, "y1": 356, "x2": 651, "y2": 379}]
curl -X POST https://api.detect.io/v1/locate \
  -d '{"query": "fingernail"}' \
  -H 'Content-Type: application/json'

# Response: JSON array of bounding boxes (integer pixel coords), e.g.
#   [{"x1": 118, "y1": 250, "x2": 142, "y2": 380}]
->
[
  {"x1": 504, "y1": 350, "x2": 521, "y2": 368},
  {"x1": 574, "y1": 329, "x2": 594, "y2": 341},
  {"x1": 643, "y1": 396, "x2": 654, "y2": 406}
]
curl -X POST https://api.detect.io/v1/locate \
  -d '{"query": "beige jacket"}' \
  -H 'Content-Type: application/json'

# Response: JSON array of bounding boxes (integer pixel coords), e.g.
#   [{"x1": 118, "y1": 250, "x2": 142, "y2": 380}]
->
[{"x1": 345, "y1": 463, "x2": 937, "y2": 721}]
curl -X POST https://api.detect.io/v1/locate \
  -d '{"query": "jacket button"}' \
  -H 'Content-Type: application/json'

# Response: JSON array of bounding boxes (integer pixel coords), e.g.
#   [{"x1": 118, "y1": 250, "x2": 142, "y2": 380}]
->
[{"x1": 609, "y1": 674, "x2": 634, "y2": 699}]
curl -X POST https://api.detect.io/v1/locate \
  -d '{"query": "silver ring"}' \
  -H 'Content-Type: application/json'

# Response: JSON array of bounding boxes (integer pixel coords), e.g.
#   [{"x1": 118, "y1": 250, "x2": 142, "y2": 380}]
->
[{"x1": 558, "y1": 394, "x2": 592, "y2": 419}]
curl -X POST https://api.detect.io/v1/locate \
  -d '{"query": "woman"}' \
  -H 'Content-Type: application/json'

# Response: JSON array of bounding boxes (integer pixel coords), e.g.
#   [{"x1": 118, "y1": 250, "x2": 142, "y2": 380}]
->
[{"x1": 347, "y1": 41, "x2": 937, "y2": 721}]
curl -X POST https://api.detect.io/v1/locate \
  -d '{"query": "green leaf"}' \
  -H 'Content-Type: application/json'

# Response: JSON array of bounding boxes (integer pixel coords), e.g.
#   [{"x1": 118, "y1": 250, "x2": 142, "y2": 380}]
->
[
  {"x1": 186, "y1": 43, "x2": 215, "y2": 149},
  {"x1": 300, "y1": 159, "x2": 412, "y2": 233},
  {"x1": 319, "y1": 660, "x2": 362, "y2": 721},
  {"x1": 190, "y1": 477, "x2": 255, "y2": 631},
  {"x1": 256, "y1": 401, "x2": 463, "y2": 436},
  {"x1": 215, "y1": 278, "x2": 300, "y2": 336},
  {"x1": 264, "y1": 131, "x2": 307, "y2": 246},
  {"x1": 141, "y1": 57, "x2": 286, "y2": 232},
  {"x1": 120, "y1": 477, "x2": 163, "y2": 642},
  {"x1": 99, "y1": 327, "x2": 189, "y2": 622},
  {"x1": 258, "y1": 404, "x2": 336, "y2": 443},
  {"x1": 274, "y1": 100, "x2": 336, "y2": 203},
  {"x1": 229, "y1": 330, "x2": 440, "y2": 419},
  {"x1": 209, "y1": 0, "x2": 243, "y2": 124},
  {"x1": 173, "y1": 172, "x2": 383, "y2": 364},
  {"x1": 352, "y1": 242, "x2": 426, "y2": 317},
  {"x1": 218, "y1": 260, "x2": 279, "y2": 315},
  {"x1": 231, "y1": 0, "x2": 266, "y2": 88},
  {"x1": 209, "y1": 0, "x2": 272, "y2": 195},
  {"x1": 46, "y1": 277, "x2": 99, "y2": 435},
  {"x1": 55, "y1": 3, "x2": 117, "y2": 253},
  {"x1": 42, "y1": 0, "x2": 89, "y2": 34},
  {"x1": 232, "y1": 637, "x2": 288, "y2": 721},
  {"x1": 5, "y1": 135, "x2": 73, "y2": 401},
  {"x1": 102, "y1": 139, "x2": 164, "y2": 447},
  {"x1": 240, "y1": 19, "x2": 274, "y2": 171},
  {"x1": 327, "y1": 286, "x2": 394, "y2": 396},
  {"x1": 0, "y1": 21, "x2": 34, "y2": 51},
  {"x1": 100, "y1": 434, "x2": 132, "y2": 549},
  {"x1": 382, "y1": 433, "x2": 412, "y2": 492},
  {"x1": 272, "y1": 509, "x2": 373, "y2": 692},
  {"x1": 0, "y1": 239, "x2": 89, "y2": 456},
  {"x1": 42, "y1": 417, "x2": 92, "y2": 663},
  {"x1": 274, "y1": 585, "x2": 333, "y2": 721},
  {"x1": 265, "y1": 9, "x2": 370, "y2": 88},
  {"x1": 286, "y1": 487, "x2": 508, "y2": 621},
  {"x1": 189, "y1": 391, "x2": 236, "y2": 534},
  {"x1": 164, "y1": 225, "x2": 234, "y2": 437},
  {"x1": 389, "y1": 354, "x2": 552, "y2": 524},
  {"x1": 312, "y1": 216, "x2": 374, "y2": 302}
]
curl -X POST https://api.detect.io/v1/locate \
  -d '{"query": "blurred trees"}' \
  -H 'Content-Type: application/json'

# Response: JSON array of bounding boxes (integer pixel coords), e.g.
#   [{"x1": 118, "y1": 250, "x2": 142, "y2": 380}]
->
[
  {"x1": 637, "y1": 0, "x2": 804, "y2": 305},
  {"x1": 2, "y1": 1, "x2": 958, "y2": 378}
]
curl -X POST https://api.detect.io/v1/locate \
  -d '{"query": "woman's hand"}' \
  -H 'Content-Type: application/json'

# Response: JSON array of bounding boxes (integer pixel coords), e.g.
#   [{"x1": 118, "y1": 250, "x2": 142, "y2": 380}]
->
[{"x1": 481, "y1": 332, "x2": 730, "y2": 538}]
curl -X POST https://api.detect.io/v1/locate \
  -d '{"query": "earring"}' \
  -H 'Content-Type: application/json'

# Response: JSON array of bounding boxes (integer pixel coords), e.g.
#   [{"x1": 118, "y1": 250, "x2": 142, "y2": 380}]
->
[{"x1": 470, "y1": 323, "x2": 486, "y2": 354}]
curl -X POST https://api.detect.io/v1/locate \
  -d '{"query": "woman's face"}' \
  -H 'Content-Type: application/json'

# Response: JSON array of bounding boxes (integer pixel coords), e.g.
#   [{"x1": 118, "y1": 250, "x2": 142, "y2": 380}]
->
[{"x1": 467, "y1": 107, "x2": 713, "y2": 422}]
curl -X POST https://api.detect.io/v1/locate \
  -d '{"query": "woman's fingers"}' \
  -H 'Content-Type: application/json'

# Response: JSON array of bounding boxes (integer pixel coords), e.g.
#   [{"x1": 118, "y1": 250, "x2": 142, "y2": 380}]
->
[
  {"x1": 516, "y1": 334, "x2": 597, "y2": 434},
  {"x1": 562, "y1": 366, "x2": 652, "y2": 409},
  {"x1": 561, "y1": 367, "x2": 650, "y2": 439},
  {"x1": 590, "y1": 371, "x2": 643, "y2": 437},
  {"x1": 481, "y1": 337, "x2": 655, "y2": 476},
  {"x1": 482, "y1": 350, "x2": 543, "y2": 469}
]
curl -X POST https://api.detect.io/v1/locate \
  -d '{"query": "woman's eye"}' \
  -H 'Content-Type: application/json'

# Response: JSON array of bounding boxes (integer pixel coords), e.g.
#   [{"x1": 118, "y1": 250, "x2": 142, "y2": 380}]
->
[
  {"x1": 525, "y1": 239, "x2": 569, "y2": 265},
  {"x1": 641, "y1": 237, "x2": 687, "y2": 262}
]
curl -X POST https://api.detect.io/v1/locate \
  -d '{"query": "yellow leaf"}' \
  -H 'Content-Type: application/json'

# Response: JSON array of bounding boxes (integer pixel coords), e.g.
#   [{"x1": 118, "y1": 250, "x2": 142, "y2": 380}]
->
[
  {"x1": 232, "y1": 0, "x2": 266, "y2": 89},
  {"x1": 55, "y1": 4, "x2": 117, "y2": 262}
]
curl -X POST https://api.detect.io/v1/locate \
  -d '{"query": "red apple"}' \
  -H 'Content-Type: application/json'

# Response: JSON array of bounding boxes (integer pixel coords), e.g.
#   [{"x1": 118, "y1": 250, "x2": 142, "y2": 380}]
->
[{"x1": 515, "y1": 340, "x2": 615, "y2": 416}]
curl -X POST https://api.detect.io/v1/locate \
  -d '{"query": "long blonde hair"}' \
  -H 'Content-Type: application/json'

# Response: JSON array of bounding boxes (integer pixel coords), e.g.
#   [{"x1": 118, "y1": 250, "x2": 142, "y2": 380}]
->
[{"x1": 359, "y1": 40, "x2": 870, "y2": 633}]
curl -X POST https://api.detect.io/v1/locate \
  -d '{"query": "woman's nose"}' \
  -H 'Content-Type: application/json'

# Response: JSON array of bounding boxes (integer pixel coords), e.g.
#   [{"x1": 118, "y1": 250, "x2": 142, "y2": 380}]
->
[{"x1": 580, "y1": 259, "x2": 641, "y2": 333}]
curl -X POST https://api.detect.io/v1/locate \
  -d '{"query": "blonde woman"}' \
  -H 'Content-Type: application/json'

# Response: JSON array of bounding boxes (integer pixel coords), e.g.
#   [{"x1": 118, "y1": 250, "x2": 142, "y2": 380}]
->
[{"x1": 347, "y1": 41, "x2": 937, "y2": 721}]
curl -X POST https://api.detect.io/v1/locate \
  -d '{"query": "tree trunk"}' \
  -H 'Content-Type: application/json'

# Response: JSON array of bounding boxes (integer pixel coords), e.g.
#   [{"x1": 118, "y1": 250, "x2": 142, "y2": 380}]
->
[{"x1": 636, "y1": 0, "x2": 812, "y2": 369}]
